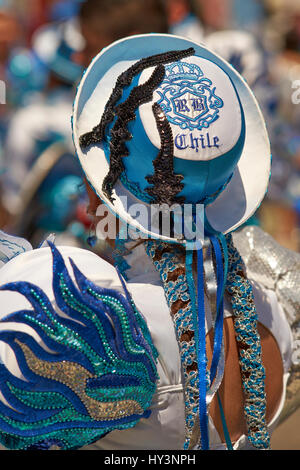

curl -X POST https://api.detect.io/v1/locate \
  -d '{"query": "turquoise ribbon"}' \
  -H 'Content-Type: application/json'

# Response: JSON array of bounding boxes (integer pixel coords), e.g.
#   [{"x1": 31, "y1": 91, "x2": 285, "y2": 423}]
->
[
  {"x1": 217, "y1": 392, "x2": 234, "y2": 451},
  {"x1": 184, "y1": 210, "x2": 229, "y2": 450},
  {"x1": 181, "y1": 204, "x2": 234, "y2": 450}
]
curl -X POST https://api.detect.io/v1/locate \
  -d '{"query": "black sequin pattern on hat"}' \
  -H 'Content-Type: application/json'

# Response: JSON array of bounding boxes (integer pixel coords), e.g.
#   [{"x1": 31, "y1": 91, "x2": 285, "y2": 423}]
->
[
  {"x1": 146, "y1": 103, "x2": 185, "y2": 206},
  {"x1": 79, "y1": 48, "x2": 195, "y2": 202},
  {"x1": 101, "y1": 65, "x2": 165, "y2": 202},
  {"x1": 79, "y1": 47, "x2": 195, "y2": 149}
]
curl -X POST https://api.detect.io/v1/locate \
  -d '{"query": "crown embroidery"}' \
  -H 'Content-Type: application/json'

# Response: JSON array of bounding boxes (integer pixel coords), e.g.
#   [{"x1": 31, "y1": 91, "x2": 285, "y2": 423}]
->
[{"x1": 156, "y1": 61, "x2": 224, "y2": 131}]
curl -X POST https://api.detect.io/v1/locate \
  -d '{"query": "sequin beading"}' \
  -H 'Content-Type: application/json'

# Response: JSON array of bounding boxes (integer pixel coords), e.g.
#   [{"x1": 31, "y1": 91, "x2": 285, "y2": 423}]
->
[
  {"x1": 145, "y1": 240, "x2": 208, "y2": 449},
  {"x1": 225, "y1": 234, "x2": 270, "y2": 450},
  {"x1": 0, "y1": 243, "x2": 158, "y2": 450}
]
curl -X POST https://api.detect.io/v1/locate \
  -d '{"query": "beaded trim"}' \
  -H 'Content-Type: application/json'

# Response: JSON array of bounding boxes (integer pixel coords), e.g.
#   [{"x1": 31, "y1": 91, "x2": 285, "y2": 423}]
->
[
  {"x1": 146, "y1": 235, "x2": 270, "y2": 450},
  {"x1": 145, "y1": 103, "x2": 185, "y2": 206},
  {"x1": 225, "y1": 234, "x2": 270, "y2": 449},
  {"x1": 111, "y1": 226, "x2": 133, "y2": 282},
  {"x1": 0, "y1": 243, "x2": 158, "y2": 450},
  {"x1": 79, "y1": 48, "x2": 195, "y2": 149},
  {"x1": 145, "y1": 240, "x2": 206, "y2": 449}
]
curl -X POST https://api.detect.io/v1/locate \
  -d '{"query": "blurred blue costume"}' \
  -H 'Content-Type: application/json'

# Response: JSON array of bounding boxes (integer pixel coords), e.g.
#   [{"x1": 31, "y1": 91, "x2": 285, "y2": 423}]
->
[{"x1": 1, "y1": 18, "x2": 86, "y2": 245}]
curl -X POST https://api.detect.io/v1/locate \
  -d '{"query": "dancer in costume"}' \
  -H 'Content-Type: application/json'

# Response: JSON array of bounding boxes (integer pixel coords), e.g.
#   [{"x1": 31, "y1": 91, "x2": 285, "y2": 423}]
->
[
  {"x1": 1, "y1": 18, "x2": 85, "y2": 220},
  {"x1": 0, "y1": 33, "x2": 298, "y2": 451}
]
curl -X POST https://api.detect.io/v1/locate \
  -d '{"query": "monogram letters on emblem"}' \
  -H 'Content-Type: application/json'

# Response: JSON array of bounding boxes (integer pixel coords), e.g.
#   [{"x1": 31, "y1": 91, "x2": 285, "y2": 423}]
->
[{"x1": 156, "y1": 61, "x2": 224, "y2": 131}]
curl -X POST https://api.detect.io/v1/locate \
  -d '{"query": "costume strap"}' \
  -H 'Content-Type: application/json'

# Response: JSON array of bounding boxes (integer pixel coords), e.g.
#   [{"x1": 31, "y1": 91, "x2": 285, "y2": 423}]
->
[
  {"x1": 145, "y1": 234, "x2": 226, "y2": 450},
  {"x1": 225, "y1": 233, "x2": 270, "y2": 449}
]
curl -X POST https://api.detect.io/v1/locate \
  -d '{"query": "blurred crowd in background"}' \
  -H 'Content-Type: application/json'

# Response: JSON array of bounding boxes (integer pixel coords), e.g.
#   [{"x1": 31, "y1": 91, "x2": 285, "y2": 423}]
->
[{"x1": 0, "y1": 0, "x2": 299, "y2": 257}]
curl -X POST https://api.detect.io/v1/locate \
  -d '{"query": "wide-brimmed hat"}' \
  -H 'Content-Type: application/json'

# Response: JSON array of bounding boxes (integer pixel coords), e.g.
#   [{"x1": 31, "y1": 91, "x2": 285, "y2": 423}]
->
[
  {"x1": 72, "y1": 33, "x2": 271, "y2": 243},
  {"x1": 32, "y1": 18, "x2": 85, "y2": 84}
]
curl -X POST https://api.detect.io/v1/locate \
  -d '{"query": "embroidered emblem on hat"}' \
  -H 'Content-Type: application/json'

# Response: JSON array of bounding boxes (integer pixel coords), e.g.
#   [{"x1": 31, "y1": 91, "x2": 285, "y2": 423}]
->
[
  {"x1": 156, "y1": 61, "x2": 224, "y2": 131},
  {"x1": 140, "y1": 56, "x2": 242, "y2": 162}
]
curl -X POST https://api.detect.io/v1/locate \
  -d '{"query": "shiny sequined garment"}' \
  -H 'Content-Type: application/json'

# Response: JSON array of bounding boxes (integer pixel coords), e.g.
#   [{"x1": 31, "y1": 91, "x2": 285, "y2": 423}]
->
[{"x1": 0, "y1": 243, "x2": 158, "y2": 450}]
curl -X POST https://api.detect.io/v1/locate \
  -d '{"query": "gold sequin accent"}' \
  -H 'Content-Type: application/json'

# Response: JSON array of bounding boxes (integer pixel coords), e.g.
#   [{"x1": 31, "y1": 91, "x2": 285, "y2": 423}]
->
[{"x1": 16, "y1": 340, "x2": 143, "y2": 420}]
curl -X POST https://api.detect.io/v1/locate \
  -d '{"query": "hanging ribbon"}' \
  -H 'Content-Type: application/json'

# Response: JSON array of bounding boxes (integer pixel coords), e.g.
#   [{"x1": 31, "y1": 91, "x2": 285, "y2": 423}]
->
[
  {"x1": 183, "y1": 212, "x2": 229, "y2": 450},
  {"x1": 185, "y1": 240, "x2": 209, "y2": 450},
  {"x1": 184, "y1": 209, "x2": 210, "y2": 450},
  {"x1": 197, "y1": 214, "x2": 233, "y2": 449},
  {"x1": 204, "y1": 216, "x2": 233, "y2": 450},
  {"x1": 217, "y1": 392, "x2": 234, "y2": 450},
  {"x1": 195, "y1": 241, "x2": 210, "y2": 450},
  {"x1": 209, "y1": 236, "x2": 225, "y2": 385},
  {"x1": 203, "y1": 216, "x2": 229, "y2": 387},
  {"x1": 203, "y1": 240, "x2": 227, "y2": 449}
]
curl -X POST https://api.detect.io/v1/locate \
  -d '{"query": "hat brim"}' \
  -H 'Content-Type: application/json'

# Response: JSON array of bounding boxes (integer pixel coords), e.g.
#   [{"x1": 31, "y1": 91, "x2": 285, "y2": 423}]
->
[{"x1": 72, "y1": 33, "x2": 271, "y2": 242}]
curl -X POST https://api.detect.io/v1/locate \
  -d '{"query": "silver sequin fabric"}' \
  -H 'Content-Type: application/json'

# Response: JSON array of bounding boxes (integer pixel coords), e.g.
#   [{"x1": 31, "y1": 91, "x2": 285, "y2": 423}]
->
[
  {"x1": 232, "y1": 226, "x2": 300, "y2": 332},
  {"x1": 232, "y1": 225, "x2": 300, "y2": 415}
]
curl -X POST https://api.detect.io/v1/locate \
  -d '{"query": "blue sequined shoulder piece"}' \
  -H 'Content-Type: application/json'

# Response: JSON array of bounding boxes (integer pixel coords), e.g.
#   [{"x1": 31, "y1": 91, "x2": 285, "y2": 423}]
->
[{"x1": 0, "y1": 243, "x2": 158, "y2": 450}]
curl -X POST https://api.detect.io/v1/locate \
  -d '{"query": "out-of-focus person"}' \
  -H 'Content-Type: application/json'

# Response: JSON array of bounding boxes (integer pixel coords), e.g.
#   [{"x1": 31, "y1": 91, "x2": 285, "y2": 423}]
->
[
  {"x1": 19, "y1": 0, "x2": 84, "y2": 39},
  {"x1": 0, "y1": 9, "x2": 20, "y2": 68},
  {"x1": 268, "y1": 8, "x2": 300, "y2": 127},
  {"x1": 72, "y1": 0, "x2": 169, "y2": 257},
  {"x1": 167, "y1": 1, "x2": 271, "y2": 106},
  {"x1": 255, "y1": 0, "x2": 300, "y2": 251},
  {"x1": 165, "y1": 0, "x2": 204, "y2": 42},
  {"x1": 0, "y1": 17, "x2": 85, "y2": 245},
  {"x1": 1, "y1": 0, "x2": 169, "y2": 249},
  {"x1": 0, "y1": 4, "x2": 23, "y2": 229},
  {"x1": 166, "y1": 0, "x2": 300, "y2": 251},
  {"x1": 77, "y1": 0, "x2": 168, "y2": 68}
]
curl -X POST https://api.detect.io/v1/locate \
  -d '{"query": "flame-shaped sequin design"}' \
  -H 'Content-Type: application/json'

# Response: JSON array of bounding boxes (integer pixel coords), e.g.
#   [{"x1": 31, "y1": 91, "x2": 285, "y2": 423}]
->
[{"x1": 0, "y1": 243, "x2": 158, "y2": 450}]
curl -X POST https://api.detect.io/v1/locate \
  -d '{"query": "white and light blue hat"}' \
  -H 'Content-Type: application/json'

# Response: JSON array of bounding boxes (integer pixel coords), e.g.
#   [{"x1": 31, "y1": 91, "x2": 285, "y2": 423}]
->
[
  {"x1": 32, "y1": 18, "x2": 85, "y2": 85},
  {"x1": 72, "y1": 33, "x2": 271, "y2": 241}
]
